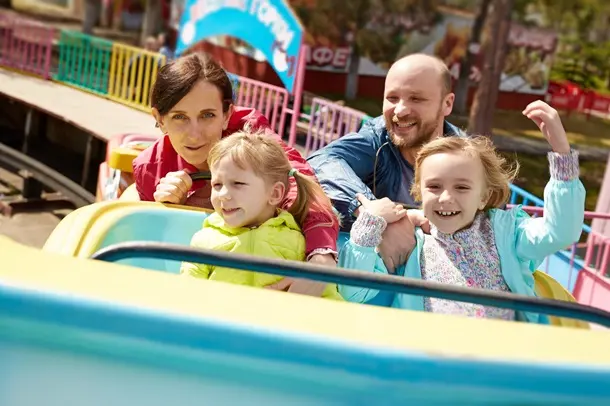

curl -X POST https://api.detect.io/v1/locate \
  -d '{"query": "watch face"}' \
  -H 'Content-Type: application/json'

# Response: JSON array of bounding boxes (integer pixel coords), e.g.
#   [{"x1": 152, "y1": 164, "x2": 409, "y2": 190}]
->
[
  {"x1": 190, "y1": 172, "x2": 212, "y2": 181},
  {"x1": 400, "y1": 202, "x2": 420, "y2": 210}
]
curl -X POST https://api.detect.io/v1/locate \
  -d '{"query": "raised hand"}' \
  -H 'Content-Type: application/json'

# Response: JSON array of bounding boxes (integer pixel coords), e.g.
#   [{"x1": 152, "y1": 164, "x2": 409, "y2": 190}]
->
[{"x1": 522, "y1": 100, "x2": 571, "y2": 154}]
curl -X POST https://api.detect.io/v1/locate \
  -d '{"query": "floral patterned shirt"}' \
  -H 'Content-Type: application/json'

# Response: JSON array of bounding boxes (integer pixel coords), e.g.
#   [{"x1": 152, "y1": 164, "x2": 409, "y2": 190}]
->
[{"x1": 350, "y1": 150, "x2": 580, "y2": 320}]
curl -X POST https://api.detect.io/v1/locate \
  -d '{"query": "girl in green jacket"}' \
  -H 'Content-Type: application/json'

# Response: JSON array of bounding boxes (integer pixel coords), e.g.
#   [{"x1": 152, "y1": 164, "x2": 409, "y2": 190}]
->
[
  {"x1": 339, "y1": 101, "x2": 586, "y2": 323},
  {"x1": 181, "y1": 131, "x2": 343, "y2": 300}
]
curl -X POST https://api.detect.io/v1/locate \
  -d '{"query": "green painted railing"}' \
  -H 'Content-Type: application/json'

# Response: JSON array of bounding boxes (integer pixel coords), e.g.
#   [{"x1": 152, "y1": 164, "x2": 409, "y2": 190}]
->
[{"x1": 55, "y1": 30, "x2": 112, "y2": 95}]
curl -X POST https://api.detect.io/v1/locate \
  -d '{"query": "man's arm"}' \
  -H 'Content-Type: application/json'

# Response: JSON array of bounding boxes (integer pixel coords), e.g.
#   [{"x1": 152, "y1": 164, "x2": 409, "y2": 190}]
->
[{"x1": 307, "y1": 121, "x2": 380, "y2": 229}]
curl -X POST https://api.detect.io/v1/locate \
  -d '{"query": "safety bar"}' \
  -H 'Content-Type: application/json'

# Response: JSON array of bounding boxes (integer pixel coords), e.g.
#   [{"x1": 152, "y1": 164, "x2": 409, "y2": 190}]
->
[
  {"x1": 91, "y1": 242, "x2": 610, "y2": 328},
  {"x1": 0, "y1": 142, "x2": 95, "y2": 207}
]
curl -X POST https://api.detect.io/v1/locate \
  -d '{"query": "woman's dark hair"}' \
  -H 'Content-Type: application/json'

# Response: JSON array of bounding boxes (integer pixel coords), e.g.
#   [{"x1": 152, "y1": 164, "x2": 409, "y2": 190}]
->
[{"x1": 151, "y1": 52, "x2": 234, "y2": 116}]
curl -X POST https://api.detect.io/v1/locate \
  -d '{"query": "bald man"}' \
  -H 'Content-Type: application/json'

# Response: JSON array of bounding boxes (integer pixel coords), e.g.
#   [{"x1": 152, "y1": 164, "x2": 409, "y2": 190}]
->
[{"x1": 308, "y1": 54, "x2": 465, "y2": 274}]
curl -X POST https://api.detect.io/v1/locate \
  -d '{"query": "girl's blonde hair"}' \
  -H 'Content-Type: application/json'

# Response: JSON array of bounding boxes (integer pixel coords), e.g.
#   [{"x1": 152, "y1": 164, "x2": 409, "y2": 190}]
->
[
  {"x1": 207, "y1": 130, "x2": 336, "y2": 228},
  {"x1": 411, "y1": 136, "x2": 519, "y2": 210}
]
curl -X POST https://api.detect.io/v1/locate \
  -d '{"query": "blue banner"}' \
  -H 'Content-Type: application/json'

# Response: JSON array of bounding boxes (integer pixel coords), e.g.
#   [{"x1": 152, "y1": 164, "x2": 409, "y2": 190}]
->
[{"x1": 176, "y1": 0, "x2": 303, "y2": 93}]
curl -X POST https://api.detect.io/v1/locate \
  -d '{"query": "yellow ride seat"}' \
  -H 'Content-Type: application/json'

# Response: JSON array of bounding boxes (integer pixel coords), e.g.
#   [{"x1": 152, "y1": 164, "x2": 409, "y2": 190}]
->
[
  {"x1": 104, "y1": 143, "x2": 151, "y2": 201},
  {"x1": 533, "y1": 270, "x2": 590, "y2": 329},
  {"x1": 108, "y1": 143, "x2": 150, "y2": 173}
]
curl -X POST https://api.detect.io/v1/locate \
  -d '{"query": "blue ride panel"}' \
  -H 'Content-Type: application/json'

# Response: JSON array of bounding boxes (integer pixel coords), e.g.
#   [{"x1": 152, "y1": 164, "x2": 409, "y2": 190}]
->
[
  {"x1": 98, "y1": 209, "x2": 209, "y2": 273},
  {"x1": 2, "y1": 282, "x2": 610, "y2": 406}
]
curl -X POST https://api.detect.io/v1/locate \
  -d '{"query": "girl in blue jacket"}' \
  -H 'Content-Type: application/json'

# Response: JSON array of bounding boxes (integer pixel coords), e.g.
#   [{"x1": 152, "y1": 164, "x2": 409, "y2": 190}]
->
[{"x1": 338, "y1": 101, "x2": 586, "y2": 323}]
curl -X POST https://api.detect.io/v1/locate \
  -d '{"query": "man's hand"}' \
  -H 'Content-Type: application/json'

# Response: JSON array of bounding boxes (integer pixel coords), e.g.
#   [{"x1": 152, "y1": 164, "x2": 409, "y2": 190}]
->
[
  {"x1": 407, "y1": 210, "x2": 430, "y2": 233},
  {"x1": 377, "y1": 216, "x2": 416, "y2": 273},
  {"x1": 377, "y1": 210, "x2": 429, "y2": 273}
]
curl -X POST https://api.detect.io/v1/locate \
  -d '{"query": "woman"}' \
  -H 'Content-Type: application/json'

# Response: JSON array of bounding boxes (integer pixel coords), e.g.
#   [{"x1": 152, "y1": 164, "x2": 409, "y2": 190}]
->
[{"x1": 132, "y1": 52, "x2": 338, "y2": 293}]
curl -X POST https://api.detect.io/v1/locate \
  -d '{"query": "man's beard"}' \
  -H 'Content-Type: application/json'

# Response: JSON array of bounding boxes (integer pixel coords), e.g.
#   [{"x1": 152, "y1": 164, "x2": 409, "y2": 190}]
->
[{"x1": 387, "y1": 107, "x2": 444, "y2": 150}]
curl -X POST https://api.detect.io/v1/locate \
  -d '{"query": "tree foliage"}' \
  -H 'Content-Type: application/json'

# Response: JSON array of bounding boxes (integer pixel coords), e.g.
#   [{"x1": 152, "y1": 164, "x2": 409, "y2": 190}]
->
[{"x1": 524, "y1": 0, "x2": 610, "y2": 91}]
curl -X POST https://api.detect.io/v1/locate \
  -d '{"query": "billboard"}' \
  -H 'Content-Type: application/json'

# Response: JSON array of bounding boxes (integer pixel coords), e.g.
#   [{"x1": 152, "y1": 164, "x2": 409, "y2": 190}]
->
[{"x1": 175, "y1": 0, "x2": 304, "y2": 93}]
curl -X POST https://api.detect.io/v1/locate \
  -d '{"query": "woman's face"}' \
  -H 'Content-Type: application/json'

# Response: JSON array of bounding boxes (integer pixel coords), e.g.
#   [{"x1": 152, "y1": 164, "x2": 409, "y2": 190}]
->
[{"x1": 154, "y1": 80, "x2": 232, "y2": 170}]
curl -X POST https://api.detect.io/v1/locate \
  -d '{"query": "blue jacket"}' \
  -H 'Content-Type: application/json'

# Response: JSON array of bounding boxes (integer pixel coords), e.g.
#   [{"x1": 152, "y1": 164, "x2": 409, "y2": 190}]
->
[
  {"x1": 338, "y1": 176, "x2": 586, "y2": 324},
  {"x1": 307, "y1": 115, "x2": 465, "y2": 230}
]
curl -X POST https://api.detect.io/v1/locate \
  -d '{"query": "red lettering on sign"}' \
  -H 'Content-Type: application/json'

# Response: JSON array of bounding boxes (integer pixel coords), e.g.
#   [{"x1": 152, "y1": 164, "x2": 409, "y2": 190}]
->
[
  {"x1": 332, "y1": 48, "x2": 349, "y2": 67},
  {"x1": 312, "y1": 47, "x2": 333, "y2": 65},
  {"x1": 306, "y1": 46, "x2": 350, "y2": 68}
]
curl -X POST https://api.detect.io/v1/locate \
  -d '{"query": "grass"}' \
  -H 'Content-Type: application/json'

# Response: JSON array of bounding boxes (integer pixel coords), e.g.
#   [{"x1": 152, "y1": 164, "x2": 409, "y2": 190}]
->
[{"x1": 450, "y1": 110, "x2": 610, "y2": 150}]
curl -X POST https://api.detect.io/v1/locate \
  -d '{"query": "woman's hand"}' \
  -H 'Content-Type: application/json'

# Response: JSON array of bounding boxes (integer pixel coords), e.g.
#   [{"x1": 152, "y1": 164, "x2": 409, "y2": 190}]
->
[
  {"x1": 153, "y1": 170, "x2": 193, "y2": 205},
  {"x1": 355, "y1": 195, "x2": 427, "y2": 273},
  {"x1": 265, "y1": 253, "x2": 336, "y2": 297},
  {"x1": 523, "y1": 101, "x2": 571, "y2": 154},
  {"x1": 308, "y1": 253, "x2": 337, "y2": 267},
  {"x1": 266, "y1": 278, "x2": 327, "y2": 297},
  {"x1": 356, "y1": 194, "x2": 407, "y2": 224}
]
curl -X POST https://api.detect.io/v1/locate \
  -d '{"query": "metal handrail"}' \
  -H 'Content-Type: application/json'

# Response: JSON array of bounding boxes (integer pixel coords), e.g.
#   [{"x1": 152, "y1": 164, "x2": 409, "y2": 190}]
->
[
  {"x1": 91, "y1": 241, "x2": 610, "y2": 328},
  {"x1": 0, "y1": 142, "x2": 95, "y2": 207}
]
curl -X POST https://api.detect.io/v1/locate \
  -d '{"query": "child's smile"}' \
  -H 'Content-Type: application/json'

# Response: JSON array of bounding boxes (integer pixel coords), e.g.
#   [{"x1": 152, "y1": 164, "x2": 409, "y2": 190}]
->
[
  {"x1": 430, "y1": 209, "x2": 465, "y2": 233},
  {"x1": 419, "y1": 151, "x2": 490, "y2": 234},
  {"x1": 435, "y1": 210, "x2": 460, "y2": 217}
]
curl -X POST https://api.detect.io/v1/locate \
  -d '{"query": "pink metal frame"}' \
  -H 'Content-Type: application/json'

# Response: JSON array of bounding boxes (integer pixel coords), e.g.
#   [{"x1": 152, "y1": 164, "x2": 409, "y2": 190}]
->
[
  {"x1": 511, "y1": 205, "x2": 610, "y2": 312},
  {"x1": 591, "y1": 152, "x2": 610, "y2": 239},
  {"x1": 286, "y1": 43, "x2": 307, "y2": 147},
  {"x1": 575, "y1": 226, "x2": 610, "y2": 312},
  {"x1": 231, "y1": 43, "x2": 308, "y2": 146},
  {"x1": 304, "y1": 97, "x2": 367, "y2": 156},
  {"x1": 234, "y1": 74, "x2": 289, "y2": 138},
  {"x1": 224, "y1": 43, "x2": 307, "y2": 147},
  {"x1": 0, "y1": 13, "x2": 54, "y2": 79}
]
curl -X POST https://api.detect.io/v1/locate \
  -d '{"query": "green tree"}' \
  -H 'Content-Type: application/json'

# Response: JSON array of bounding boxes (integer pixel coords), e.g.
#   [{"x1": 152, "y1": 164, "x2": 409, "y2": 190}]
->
[
  {"x1": 543, "y1": 0, "x2": 610, "y2": 91},
  {"x1": 293, "y1": 0, "x2": 439, "y2": 100},
  {"x1": 551, "y1": 39, "x2": 610, "y2": 90}
]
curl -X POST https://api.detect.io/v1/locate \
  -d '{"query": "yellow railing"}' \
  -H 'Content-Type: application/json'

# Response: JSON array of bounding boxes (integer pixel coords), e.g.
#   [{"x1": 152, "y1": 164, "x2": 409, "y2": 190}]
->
[{"x1": 108, "y1": 42, "x2": 166, "y2": 113}]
